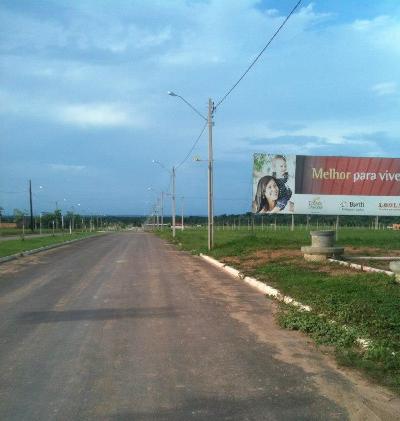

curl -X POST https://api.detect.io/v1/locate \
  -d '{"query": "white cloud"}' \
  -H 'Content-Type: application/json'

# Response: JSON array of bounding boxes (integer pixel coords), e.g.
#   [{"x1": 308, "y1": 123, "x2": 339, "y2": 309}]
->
[
  {"x1": 371, "y1": 82, "x2": 398, "y2": 96},
  {"x1": 0, "y1": 8, "x2": 172, "y2": 55},
  {"x1": 0, "y1": 91, "x2": 148, "y2": 129},
  {"x1": 57, "y1": 103, "x2": 141, "y2": 128},
  {"x1": 49, "y1": 164, "x2": 86, "y2": 172},
  {"x1": 352, "y1": 15, "x2": 400, "y2": 53}
]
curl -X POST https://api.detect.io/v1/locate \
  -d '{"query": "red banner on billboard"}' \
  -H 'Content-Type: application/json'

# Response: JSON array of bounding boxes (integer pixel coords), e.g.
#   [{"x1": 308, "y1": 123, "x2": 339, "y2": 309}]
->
[{"x1": 295, "y1": 156, "x2": 400, "y2": 196}]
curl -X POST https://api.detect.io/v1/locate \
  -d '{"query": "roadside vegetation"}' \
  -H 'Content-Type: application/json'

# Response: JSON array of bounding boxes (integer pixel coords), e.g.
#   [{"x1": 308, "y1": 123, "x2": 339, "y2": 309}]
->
[
  {"x1": 156, "y1": 226, "x2": 400, "y2": 393},
  {"x1": 0, "y1": 228, "x2": 66, "y2": 237},
  {"x1": 0, "y1": 232, "x2": 101, "y2": 258}
]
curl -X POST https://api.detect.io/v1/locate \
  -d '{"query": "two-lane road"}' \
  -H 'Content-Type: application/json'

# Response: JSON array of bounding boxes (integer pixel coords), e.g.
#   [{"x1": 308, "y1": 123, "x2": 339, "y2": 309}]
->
[{"x1": 0, "y1": 232, "x2": 399, "y2": 420}]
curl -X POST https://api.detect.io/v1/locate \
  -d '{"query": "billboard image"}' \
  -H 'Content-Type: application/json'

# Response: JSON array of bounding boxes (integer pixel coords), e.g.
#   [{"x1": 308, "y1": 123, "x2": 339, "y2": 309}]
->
[{"x1": 253, "y1": 154, "x2": 400, "y2": 216}]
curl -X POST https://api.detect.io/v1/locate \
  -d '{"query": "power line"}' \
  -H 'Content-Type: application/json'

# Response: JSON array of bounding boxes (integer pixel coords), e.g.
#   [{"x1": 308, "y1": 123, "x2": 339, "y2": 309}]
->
[
  {"x1": 175, "y1": 121, "x2": 208, "y2": 170},
  {"x1": 215, "y1": 0, "x2": 302, "y2": 110}
]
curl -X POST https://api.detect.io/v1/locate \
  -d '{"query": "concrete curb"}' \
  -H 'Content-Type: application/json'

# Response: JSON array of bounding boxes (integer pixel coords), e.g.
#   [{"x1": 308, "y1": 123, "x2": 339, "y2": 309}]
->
[
  {"x1": 328, "y1": 258, "x2": 395, "y2": 277},
  {"x1": 0, "y1": 234, "x2": 103, "y2": 264},
  {"x1": 200, "y1": 254, "x2": 311, "y2": 312},
  {"x1": 199, "y1": 253, "x2": 373, "y2": 349}
]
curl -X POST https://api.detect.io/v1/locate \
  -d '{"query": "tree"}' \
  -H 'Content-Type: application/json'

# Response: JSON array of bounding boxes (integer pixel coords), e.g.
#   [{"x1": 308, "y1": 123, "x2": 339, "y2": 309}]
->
[
  {"x1": 54, "y1": 209, "x2": 62, "y2": 228},
  {"x1": 13, "y1": 208, "x2": 24, "y2": 224}
]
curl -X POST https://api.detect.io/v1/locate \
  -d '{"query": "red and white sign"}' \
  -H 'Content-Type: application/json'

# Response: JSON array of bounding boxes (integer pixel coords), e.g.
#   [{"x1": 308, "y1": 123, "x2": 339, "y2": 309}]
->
[{"x1": 252, "y1": 154, "x2": 400, "y2": 216}]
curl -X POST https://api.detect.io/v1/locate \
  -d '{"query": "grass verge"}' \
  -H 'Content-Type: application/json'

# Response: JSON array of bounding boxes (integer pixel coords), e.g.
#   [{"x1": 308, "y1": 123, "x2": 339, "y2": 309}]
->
[
  {"x1": 156, "y1": 227, "x2": 400, "y2": 393},
  {"x1": 0, "y1": 232, "x2": 101, "y2": 258}
]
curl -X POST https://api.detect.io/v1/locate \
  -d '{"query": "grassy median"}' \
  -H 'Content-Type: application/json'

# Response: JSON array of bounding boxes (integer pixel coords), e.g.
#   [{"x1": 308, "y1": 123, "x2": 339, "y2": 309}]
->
[
  {"x1": 156, "y1": 227, "x2": 400, "y2": 392},
  {"x1": 0, "y1": 232, "x2": 101, "y2": 258}
]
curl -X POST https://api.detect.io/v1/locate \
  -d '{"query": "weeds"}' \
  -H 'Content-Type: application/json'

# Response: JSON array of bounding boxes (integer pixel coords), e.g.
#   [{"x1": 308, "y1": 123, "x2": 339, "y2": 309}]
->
[{"x1": 155, "y1": 227, "x2": 400, "y2": 393}]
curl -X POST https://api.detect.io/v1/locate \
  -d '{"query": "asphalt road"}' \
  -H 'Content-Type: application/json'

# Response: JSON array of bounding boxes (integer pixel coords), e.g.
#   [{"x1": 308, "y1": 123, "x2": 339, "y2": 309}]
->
[{"x1": 0, "y1": 232, "x2": 399, "y2": 420}]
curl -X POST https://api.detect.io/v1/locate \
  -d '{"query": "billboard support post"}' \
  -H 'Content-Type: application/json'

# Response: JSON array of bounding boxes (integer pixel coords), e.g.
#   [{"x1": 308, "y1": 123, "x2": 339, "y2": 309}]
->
[
  {"x1": 335, "y1": 216, "x2": 340, "y2": 241},
  {"x1": 375, "y1": 216, "x2": 379, "y2": 230},
  {"x1": 291, "y1": 214, "x2": 294, "y2": 231}
]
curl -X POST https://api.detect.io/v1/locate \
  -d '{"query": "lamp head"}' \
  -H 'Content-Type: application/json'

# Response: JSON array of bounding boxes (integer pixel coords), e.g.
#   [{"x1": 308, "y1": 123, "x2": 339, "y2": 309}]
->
[{"x1": 167, "y1": 91, "x2": 177, "y2": 97}]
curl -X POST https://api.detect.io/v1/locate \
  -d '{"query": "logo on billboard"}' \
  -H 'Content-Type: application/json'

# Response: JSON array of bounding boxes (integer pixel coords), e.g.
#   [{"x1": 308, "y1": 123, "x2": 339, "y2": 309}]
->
[
  {"x1": 378, "y1": 202, "x2": 400, "y2": 211},
  {"x1": 308, "y1": 197, "x2": 323, "y2": 210},
  {"x1": 340, "y1": 200, "x2": 365, "y2": 212}
]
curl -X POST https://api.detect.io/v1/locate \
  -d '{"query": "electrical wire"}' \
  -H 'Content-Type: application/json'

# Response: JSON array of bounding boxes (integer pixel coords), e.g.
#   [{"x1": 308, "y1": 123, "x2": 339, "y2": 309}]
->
[
  {"x1": 215, "y1": 0, "x2": 302, "y2": 110},
  {"x1": 175, "y1": 121, "x2": 208, "y2": 170}
]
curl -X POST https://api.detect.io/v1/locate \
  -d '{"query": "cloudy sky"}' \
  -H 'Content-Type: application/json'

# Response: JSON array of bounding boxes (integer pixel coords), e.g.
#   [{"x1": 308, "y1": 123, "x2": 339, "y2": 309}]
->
[{"x1": 1, "y1": 0, "x2": 399, "y2": 216}]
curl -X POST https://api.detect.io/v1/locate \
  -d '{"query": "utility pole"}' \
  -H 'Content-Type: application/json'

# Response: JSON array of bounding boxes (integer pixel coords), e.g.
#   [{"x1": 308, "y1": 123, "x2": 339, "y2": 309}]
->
[
  {"x1": 172, "y1": 166, "x2": 176, "y2": 238},
  {"x1": 181, "y1": 196, "x2": 184, "y2": 231},
  {"x1": 161, "y1": 192, "x2": 164, "y2": 230},
  {"x1": 29, "y1": 180, "x2": 34, "y2": 232},
  {"x1": 55, "y1": 201, "x2": 58, "y2": 230},
  {"x1": 208, "y1": 98, "x2": 214, "y2": 250}
]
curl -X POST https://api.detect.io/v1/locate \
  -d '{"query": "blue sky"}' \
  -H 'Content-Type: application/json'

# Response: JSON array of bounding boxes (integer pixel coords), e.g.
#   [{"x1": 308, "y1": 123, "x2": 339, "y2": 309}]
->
[{"x1": 1, "y1": 0, "x2": 399, "y2": 216}]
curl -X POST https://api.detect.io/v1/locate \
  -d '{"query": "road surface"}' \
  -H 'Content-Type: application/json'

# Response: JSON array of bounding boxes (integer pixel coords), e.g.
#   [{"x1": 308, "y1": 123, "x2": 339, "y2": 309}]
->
[{"x1": 0, "y1": 232, "x2": 399, "y2": 420}]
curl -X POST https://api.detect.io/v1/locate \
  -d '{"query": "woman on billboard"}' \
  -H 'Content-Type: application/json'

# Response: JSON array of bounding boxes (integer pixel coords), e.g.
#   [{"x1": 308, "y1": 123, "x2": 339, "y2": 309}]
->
[{"x1": 253, "y1": 175, "x2": 293, "y2": 213}]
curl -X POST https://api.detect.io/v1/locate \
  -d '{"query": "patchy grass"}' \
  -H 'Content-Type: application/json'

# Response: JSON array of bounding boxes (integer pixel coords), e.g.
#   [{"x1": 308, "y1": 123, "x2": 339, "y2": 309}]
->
[
  {"x1": 156, "y1": 227, "x2": 400, "y2": 392},
  {"x1": 0, "y1": 228, "x2": 65, "y2": 237},
  {"x1": 0, "y1": 232, "x2": 101, "y2": 258}
]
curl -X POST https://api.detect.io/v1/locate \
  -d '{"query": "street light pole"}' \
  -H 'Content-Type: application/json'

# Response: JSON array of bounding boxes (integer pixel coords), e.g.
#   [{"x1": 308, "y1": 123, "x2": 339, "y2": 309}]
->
[
  {"x1": 168, "y1": 91, "x2": 213, "y2": 249},
  {"x1": 207, "y1": 98, "x2": 214, "y2": 250},
  {"x1": 29, "y1": 179, "x2": 34, "y2": 232},
  {"x1": 152, "y1": 161, "x2": 176, "y2": 237},
  {"x1": 161, "y1": 191, "x2": 164, "y2": 230},
  {"x1": 181, "y1": 196, "x2": 184, "y2": 231},
  {"x1": 172, "y1": 166, "x2": 176, "y2": 238}
]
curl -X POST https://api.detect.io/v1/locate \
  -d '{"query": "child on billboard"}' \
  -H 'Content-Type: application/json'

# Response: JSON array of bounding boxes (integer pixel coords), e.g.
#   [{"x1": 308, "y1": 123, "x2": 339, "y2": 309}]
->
[{"x1": 253, "y1": 154, "x2": 293, "y2": 213}]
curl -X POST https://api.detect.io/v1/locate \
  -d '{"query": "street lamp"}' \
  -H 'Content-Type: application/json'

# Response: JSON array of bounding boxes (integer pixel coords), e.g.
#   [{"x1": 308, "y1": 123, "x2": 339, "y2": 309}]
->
[
  {"x1": 168, "y1": 91, "x2": 214, "y2": 250},
  {"x1": 180, "y1": 196, "x2": 185, "y2": 231},
  {"x1": 148, "y1": 187, "x2": 165, "y2": 229},
  {"x1": 152, "y1": 160, "x2": 176, "y2": 237}
]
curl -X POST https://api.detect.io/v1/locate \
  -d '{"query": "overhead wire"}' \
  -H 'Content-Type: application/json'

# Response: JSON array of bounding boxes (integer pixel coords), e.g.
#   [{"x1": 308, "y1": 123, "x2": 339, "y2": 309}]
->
[
  {"x1": 175, "y1": 121, "x2": 208, "y2": 170},
  {"x1": 214, "y1": 0, "x2": 302, "y2": 110},
  {"x1": 153, "y1": 121, "x2": 207, "y2": 207}
]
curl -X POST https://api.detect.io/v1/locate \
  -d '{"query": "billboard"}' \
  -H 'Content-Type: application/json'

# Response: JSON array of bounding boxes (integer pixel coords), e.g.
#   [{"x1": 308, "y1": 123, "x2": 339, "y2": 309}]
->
[{"x1": 252, "y1": 154, "x2": 400, "y2": 216}]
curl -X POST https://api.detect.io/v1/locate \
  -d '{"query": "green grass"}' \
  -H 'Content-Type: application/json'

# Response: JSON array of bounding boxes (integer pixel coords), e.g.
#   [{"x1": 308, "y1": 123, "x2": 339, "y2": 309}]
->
[
  {"x1": 156, "y1": 226, "x2": 400, "y2": 392},
  {"x1": 158, "y1": 226, "x2": 400, "y2": 255},
  {"x1": 0, "y1": 232, "x2": 101, "y2": 258},
  {"x1": 0, "y1": 228, "x2": 66, "y2": 237}
]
